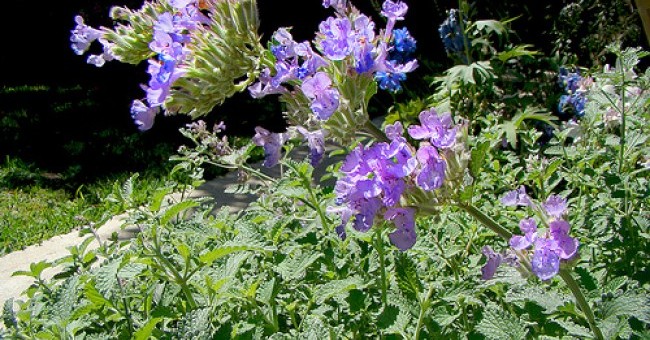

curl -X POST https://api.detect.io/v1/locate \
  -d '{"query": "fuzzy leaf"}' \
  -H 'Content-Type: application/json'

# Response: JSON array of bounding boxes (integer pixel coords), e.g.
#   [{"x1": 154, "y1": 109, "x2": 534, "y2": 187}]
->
[
  {"x1": 134, "y1": 317, "x2": 162, "y2": 340},
  {"x1": 2, "y1": 298, "x2": 16, "y2": 329},
  {"x1": 477, "y1": 303, "x2": 528, "y2": 340},
  {"x1": 314, "y1": 277, "x2": 364, "y2": 304},
  {"x1": 160, "y1": 200, "x2": 199, "y2": 225},
  {"x1": 275, "y1": 251, "x2": 322, "y2": 281},
  {"x1": 199, "y1": 243, "x2": 273, "y2": 265},
  {"x1": 299, "y1": 315, "x2": 332, "y2": 340},
  {"x1": 394, "y1": 253, "x2": 422, "y2": 302}
]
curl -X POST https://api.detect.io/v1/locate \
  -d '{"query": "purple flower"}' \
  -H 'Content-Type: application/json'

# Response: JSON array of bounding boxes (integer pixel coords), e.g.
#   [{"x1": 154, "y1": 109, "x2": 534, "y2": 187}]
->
[
  {"x1": 352, "y1": 197, "x2": 382, "y2": 232},
  {"x1": 70, "y1": 15, "x2": 103, "y2": 56},
  {"x1": 543, "y1": 194, "x2": 567, "y2": 219},
  {"x1": 549, "y1": 220, "x2": 579, "y2": 259},
  {"x1": 130, "y1": 100, "x2": 159, "y2": 131},
  {"x1": 381, "y1": 0, "x2": 408, "y2": 21},
  {"x1": 381, "y1": 139, "x2": 417, "y2": 178},
  {"x1": 297, "y1": 127, "x2": 326, "y2": 166},
  {"x1": 322, "y1": 0, "x2": 347, "y2": 10},
  {"x1": 318, "y1": 17, "x2": 354, "y2": 60},
  {"x1": 531, "y1": 239, "x2": 561, "y2": 280},
  {"x1": 385, "y1": 121, "x2": 405, "y2": 141},
  {"x1": 294, "y1": 43, "x2": 328, "y2": 79},
  {"x1": 509, "y1": 218, "x2": 537, "y2": 250},
  {"x1": 415, "y1": 145, "x2": 446, "y2": 191},
  {"x1": 480, "y1": 246, "x2": 520, "y2": 280},
  {"x1": 386, "y1": 207, "x2": 416, "y2": 251},
  {"x1": 500, "y1": 185, "x2": 531, "y2": 207},
  {"x1": 408, "y1": 109, "x2": 457, "y2": 149},
  {"x1": 507, "y1": 204, "x2": 579, "y2": 280},
  {"x1": 381, "y1": 0, "x2": 408, "y2": 36},
  {"x1": 270, "y1": 28, "x2": 298, "y2": 60},
  {"x1": 481, "y1": 246, "x2": 503, "y2": 280},
  {"x1": 253, "y1": 127, "x2": 287, "y2": 167},
  {"x1": 301, "y1": 72, "x2": 340, "y2": 120},
  {"x1": 249, "y1": 68, "x2": 289, "y2": 99}
]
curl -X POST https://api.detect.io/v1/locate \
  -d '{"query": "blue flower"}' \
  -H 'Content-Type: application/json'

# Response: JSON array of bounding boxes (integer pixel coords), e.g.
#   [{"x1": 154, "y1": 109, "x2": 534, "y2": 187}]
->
[{"x1": 438, "y1": 9, "x2": 469, "y2": 59}]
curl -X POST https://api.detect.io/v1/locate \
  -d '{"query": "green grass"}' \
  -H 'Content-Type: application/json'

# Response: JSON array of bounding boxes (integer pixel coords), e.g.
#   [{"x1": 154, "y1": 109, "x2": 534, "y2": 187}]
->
[{"x1": 0, "y1": 157, "x2": 169, "y2": 256}]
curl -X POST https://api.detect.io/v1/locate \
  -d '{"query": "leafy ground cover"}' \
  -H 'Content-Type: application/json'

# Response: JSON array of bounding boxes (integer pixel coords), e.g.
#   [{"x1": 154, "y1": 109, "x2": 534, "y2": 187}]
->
[{"x1": 1, "y1": 0, "x2": 648, "y2": 339}]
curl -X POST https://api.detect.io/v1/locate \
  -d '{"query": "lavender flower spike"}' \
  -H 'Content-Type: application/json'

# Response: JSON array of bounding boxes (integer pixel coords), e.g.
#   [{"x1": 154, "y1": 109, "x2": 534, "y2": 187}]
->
[
  {"x1": 481, "y1": 246, "x2": 503, "y2": 280},
  {"x1": 253, "y1": 127, "x2": 287, "y2": 167},
  {"x1": 301, "y1": 72, "x2": 340, "y2": 120},
  {"x1": 407, "y1": 108, "x2": 457, "y2": 149},
  {"x1": 386, "y1": 207, "x2": 416, "y2": 251},
  {"x1": 500, "y1": 185, "x2": 531, "y2": 207},
  {"x1": 70, "y1": 15, "x2": 102, "y2": 55},
  {"x1": 130, "y1": 100, "x2": 159, "y2": 131},
  {"x1": 543, "y1": 194, "x2": 567, "y2": 219}
]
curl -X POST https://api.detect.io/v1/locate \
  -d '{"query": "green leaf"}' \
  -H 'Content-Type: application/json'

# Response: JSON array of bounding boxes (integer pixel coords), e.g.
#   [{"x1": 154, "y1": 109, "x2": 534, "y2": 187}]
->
[
  {"x1": 394, "y1": 253, "x2": 422, "y2": 302},
  {"x1": 314, "y1": 277, "x2": 364, "y2": 304},
  {"x1": 134, "y1": 317, "x2": 162, "y2": 340},
  {"x1": 150, "y1": 186, "x2": 173, "y2": 213},
  {"x1": 199, "y1": 243, "x2": 273, "y2": 266},
  {"x1": 470, "y1": 141, "x2": 490, "y2": 178},
  {"x1": 600, "y1": 291, "x2": 650, "y2": 321},
  {"x1": 2, "y1": 298, "x2": 16, "y2": 329},
  {"x1": 160, "y1": 200, "x2": 199, "y2": 225},
  {"x1": 496, "y1": 44, "x2": 540, "y2": 62},
  {"x1": 12, "y1": 260, "x2": 52, "y2": 279},
  {"x1": 177, "y1": 308, "x2": 211, "y2": 338},
  {"x1": 554, "y1": 319, "x2": 593, "y2": 338},
  {"x1": 299, "y1": 315, "x2": 333, "y2": 340},
  {"x1": 473, "y1": 19, "x2": 507, "y2": 36},
  {"x1": 275, "y1": 251, "x2": 322, "y2": 281},
  {"x1": 84, "y1": 282, "x2": 110, "y2": 307},
  {"x1": 476, "y1": 302, "x2": 528, "y2": 340}
]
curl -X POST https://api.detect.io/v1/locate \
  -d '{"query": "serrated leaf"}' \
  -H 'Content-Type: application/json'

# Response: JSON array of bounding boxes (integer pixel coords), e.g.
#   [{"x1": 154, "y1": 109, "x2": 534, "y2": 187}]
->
[
  {"x1": 275, "y1": 251, "x2": 322, "y2": 281},
  {"x1": 134, "y1": 317, "x2": 162, "y2": 340},
  {"x1": 199, "y1": 243, "x2": 273, "y2": 265},
  {"x1": 554, "y1": 319, "x2": 593, "y2": 338},
  {"x1": 299, "y1": 315, "x2": 332, "y2": 340},
  {"x1": 177, "y1": 308, "x2": 211, "y2": 338},
  {"x1": 476, "y1": 303, "x2": 528, "y2": 340},
  {"x1": 160, "y1": 200, "x2": 199, "y2": 224},
  {"x1": 505, "y1": 285, "x2": 569, "y2": 314},
  {"x1": 394, "y1": 254, "x2": 422, "y2": 302},
  {"x1": 3, "y1": 298, "x2": 16, "y2": 329},
  {"x1": 600, "y1": 291, "x2": 650, "y2": 320},
  {"x1": 118, "y1": 263, "x2": 147, "y2": 280},
  {"x1": 84, "y1": 282, "x2": 110, "y2": 307},
  {"x1": 470, "y1": 141, "x2": 490, "y2": 178},
  {"x1": 432, "y1": 305, "x2": 459, "y2": 327},
  {"x1": 150, "y1": 186, "x2": 173, "y2": 213},
  {"x1": 95, "y1": 259, "x2": 120, "y2": 300},
  {"x1": 314, "y1": 277, "x2": 364, "y2": 304}
]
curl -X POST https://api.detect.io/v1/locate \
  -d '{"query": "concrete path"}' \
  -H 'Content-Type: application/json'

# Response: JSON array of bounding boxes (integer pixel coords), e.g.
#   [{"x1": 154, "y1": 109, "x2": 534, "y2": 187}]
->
[{"x1": 0, "y1": 145, "x2": 343, "y2": 314}]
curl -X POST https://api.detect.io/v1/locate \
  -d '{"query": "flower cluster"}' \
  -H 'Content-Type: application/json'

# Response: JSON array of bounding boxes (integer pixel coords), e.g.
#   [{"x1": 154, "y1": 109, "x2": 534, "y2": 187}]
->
[
  {"x1": 557, "y1": 67, "x2": 592, "y2": 119},
  {"x1": 438, "y1": 9, "x2": 470, "y2": 61},
  {"x1": 131, "y1": 1, "x2": 209, "y2": 131},
  {"x1": 484, "y1": 187, "x2": 580, "y2": 280},
  {"x1": 252, "y1": 125, "x2": 326, "y2": 168},
  {"x1": 249, "y1": 0, "x2": 418, "y2": 112},
  {"x1": 331, "y1": 108, "x2": 458, "y2": 251},
  {"x1": 70, "y1": 16, "x2": 116, "y2": 67}
]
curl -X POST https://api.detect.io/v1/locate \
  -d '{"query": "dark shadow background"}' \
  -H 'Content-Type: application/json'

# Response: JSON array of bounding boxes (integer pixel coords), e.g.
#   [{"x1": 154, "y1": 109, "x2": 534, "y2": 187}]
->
[{"x1": 0, "y1": 0, "x2": 645, "y2": 183}]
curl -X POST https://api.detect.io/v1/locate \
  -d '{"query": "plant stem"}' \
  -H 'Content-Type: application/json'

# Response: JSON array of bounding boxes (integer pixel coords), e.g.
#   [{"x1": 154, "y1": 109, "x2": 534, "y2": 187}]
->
[
  {"x1": 414, "y1": 284, "x2": 435, "y2": 340},
  {"x1": 558, "y1": 269, "x2": 604, "y2": 340},
  {"x1": 374, "y1": 230, "x2": 389, "y2": 308},
  {"x1": 456, "y1": 203, "x2": 512, "y2": 240}
]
